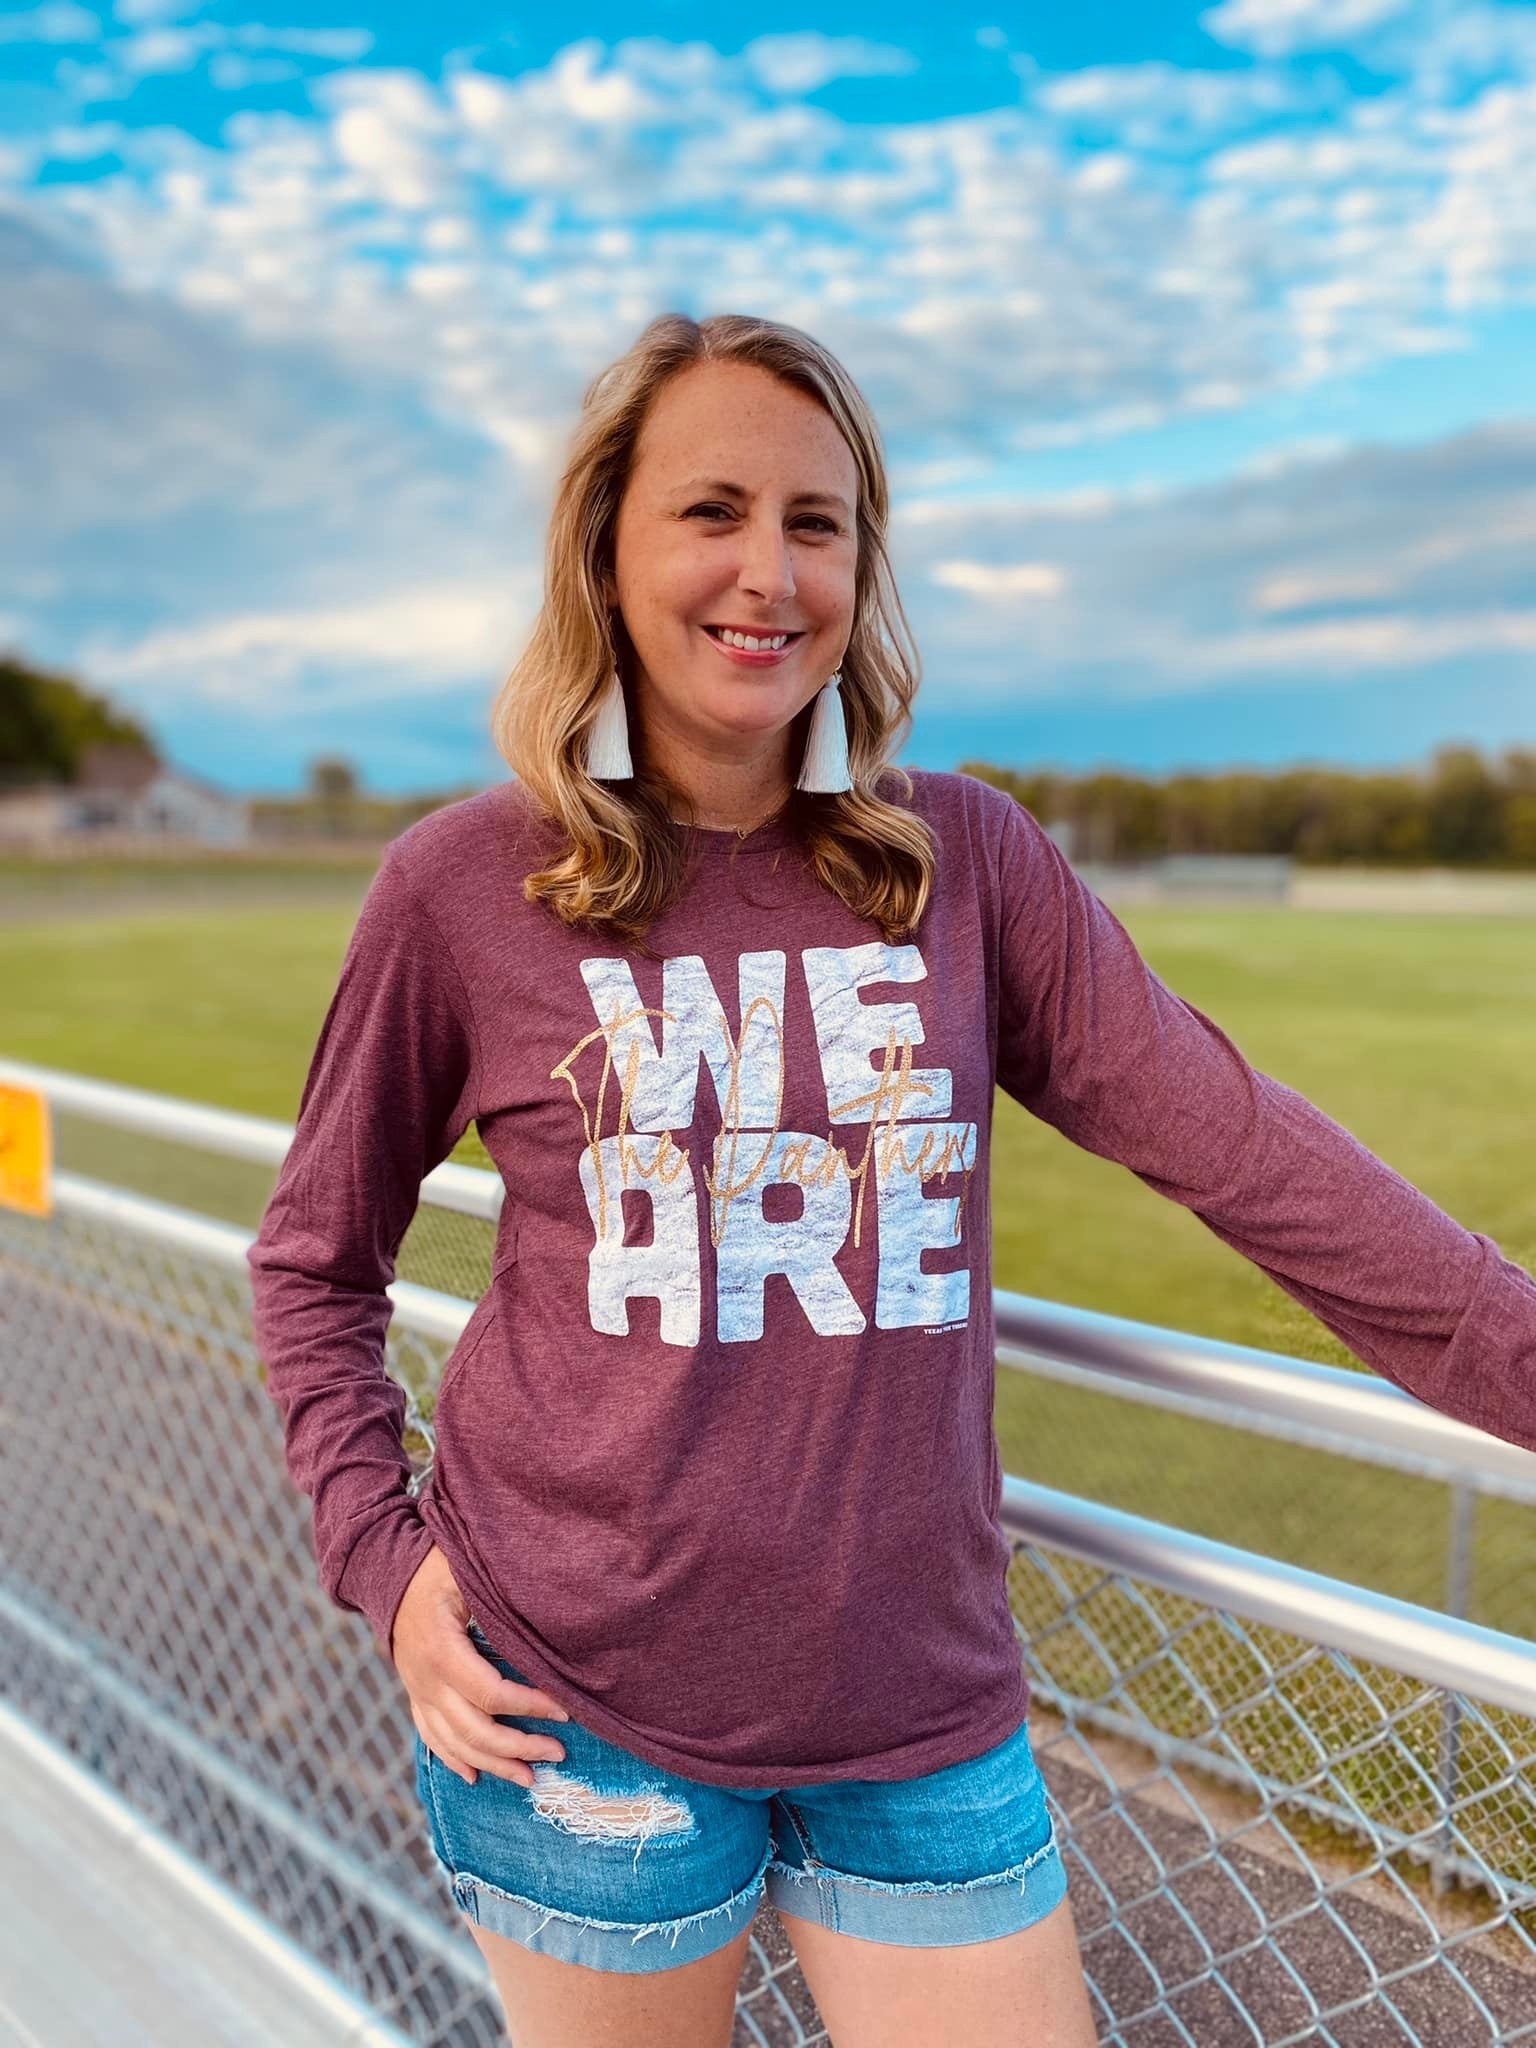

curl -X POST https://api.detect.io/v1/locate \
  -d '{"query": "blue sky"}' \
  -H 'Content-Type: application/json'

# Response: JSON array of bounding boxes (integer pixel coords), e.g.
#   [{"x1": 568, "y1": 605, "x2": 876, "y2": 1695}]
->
[{"x1": 1, "y1": 0, "x2": 1533, "y2": 795}]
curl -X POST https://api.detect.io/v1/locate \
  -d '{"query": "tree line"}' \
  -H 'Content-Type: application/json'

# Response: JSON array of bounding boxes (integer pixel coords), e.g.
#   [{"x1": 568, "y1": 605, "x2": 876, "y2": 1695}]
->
[
  {"x1": 962, "y1": 744, "x2": 1536, "y2": 868},
  {"x1": 6, "y1": 650, "x2": 1533, "y2": 867},
  {"x1": 0, "y1": 652, "x2": 153, "y2": 786},
  {"x1": 0, "y1": 653, "x2": 476, "y2": 838}
]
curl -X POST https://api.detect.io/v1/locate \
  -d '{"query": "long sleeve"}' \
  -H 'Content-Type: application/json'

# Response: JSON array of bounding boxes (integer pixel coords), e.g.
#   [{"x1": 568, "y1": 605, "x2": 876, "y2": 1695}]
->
[
  {"x1": 247, "y1": 844, "x2": 482, "y2": 1664},
  {"x1": 992, "y1": 792, "x2": 1536, "y2": 1453}
]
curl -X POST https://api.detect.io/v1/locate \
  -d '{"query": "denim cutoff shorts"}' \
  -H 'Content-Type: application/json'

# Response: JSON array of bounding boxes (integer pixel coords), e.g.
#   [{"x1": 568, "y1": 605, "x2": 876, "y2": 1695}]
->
[{"x1": 412, "y1": 1617, "x2": 1067, "y2": 1974}]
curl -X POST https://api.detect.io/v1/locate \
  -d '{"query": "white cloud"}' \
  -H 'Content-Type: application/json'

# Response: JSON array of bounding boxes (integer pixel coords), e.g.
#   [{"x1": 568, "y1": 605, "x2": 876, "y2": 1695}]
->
[
  {"x1": 1207, "y1": 128, "x2": 1424, "y2": 186},
  {"x1": 741, "y1": 33, "x2": 919, "y2": 97},
  {"x1": 1245, "y1": 498, "x2": 1536, "y2": 614},
  {"x1": 48, "y1": 57, "x2": 118, "y2": 99},
  {"x1": 38, "y1": 119, "x2": 126, "y2": 159},
  {"x1": 1415, "y1": 81, "x2": 1536, "y2": 312},
  {"x1": 10, "y1": 13, "x2": 1532, "y2": 468},
  {"x1": 548, "y1": 36, "x2": 668, "y2": 123},
  {"x1": 885, "y1": 416, "x2": 1536, "y2": 707},
  {"x1": 0, "y1": 209, "x2": 547, "y2": 656},
  {"x1": 21, "y1": 10, "x2": 373, "y2": 98},
  {"x1": 1039, "y1": 60, "x2": 1311, "y2": 149},
  {"x1": 931, "y1": 560, "x2": 1068, "y2": 600},
  {"x1": 114, "y1": 0, "x2": 203, "y2": 22},
  {"x1": 117, "y1": 23, "x2": 218, "y2": 75},
  {"x1": 1397, "y1": 3, "x2": 1536, "y2": 99},
  {"x1": 5, "y1": 22, "x2": 1536, "y2": 768},
  {"x1": 1166, "y1": 608, "x2": 1536, "y2": 683},
  {"x1": 421, "y1": 212, "x2": 473, "y2": 252},
  {"x1": 7, "y1": 186, "x2": 1533, "y2": 761},
  {"x1": 0, "y1": 3, "x2": 100, "y2": 43},
  {"x1": 1200, "y1": 0, "x2": 1413, "y2": 60},
  {"x1": 208, "y1": 52, "x2": 300, "y2": 92},
  {"x1": 0, "y1": 0, "x2": 1532, "y2": 795},
  {"x1": 81, "y1": 578, "x2": 529, "y2": 708},
  {"x1": 1253, "y1": 567, "x2": 1400, "y2": 610},
  {"x1": 326, "y1": 69, "x2": 451, "y2": 210},
  {"x1": 231, "y1": 24, "x2": 373, "y2": 61}
]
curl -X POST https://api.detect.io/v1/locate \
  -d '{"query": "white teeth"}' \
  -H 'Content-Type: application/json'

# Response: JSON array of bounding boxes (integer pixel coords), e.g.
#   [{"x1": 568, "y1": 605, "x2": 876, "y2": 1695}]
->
[{"x1": 709, "y1": 628, "x2": 791, "y2": 652}]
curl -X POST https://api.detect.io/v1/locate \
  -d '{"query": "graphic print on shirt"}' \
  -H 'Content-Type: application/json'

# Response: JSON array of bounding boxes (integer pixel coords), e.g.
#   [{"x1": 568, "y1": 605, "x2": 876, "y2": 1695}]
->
[{"x1": 551, "y1": 944, "x2": 979, "y2": 1345}]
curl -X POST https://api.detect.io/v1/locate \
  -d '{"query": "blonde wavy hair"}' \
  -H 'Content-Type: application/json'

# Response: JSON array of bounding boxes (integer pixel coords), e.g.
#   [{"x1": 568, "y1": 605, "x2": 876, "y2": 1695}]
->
[{"x1": 492, "y1": 311, "x2": 937, "y2": 950}]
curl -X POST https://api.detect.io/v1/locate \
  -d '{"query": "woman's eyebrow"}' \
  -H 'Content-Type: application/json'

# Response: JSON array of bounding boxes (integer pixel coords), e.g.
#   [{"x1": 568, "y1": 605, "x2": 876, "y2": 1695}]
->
[{"x1": 674, "y1": 476, "x2": 852, "y2": 514}]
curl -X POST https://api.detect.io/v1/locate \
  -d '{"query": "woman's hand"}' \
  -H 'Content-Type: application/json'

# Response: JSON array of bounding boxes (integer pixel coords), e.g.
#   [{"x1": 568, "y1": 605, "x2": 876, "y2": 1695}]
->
[{"x1": 393, "y1": 1544, "x2": 572, "y2": 1786}]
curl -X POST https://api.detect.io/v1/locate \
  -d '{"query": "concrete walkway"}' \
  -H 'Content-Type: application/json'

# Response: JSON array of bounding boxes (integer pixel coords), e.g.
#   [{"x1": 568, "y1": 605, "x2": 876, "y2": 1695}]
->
[{"x1": 0, "y1": 1705, "x2": 410, "y2": 2048}]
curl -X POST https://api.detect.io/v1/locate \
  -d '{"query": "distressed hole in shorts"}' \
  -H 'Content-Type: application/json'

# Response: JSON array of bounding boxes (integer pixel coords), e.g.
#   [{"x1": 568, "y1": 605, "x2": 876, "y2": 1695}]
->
[{"x1": 526, "y1": 1765, "x2": 697, "y2": 1869}]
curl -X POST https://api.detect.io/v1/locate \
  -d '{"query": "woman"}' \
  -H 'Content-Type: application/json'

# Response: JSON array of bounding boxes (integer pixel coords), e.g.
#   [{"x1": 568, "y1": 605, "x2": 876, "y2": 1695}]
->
[{"x1": 248, "y1": 312, "x2": 1536, "y2": 2048}]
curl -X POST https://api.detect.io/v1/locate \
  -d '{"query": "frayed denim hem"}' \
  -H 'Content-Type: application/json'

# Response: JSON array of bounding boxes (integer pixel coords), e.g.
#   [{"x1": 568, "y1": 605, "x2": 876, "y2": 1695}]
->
[
  {"x1": 444, "y1": 1834, "x2": 776, "y2": 1975},
  {"x1": 764, "y1": 1819, "x2": 1067, "y2": 1946}
]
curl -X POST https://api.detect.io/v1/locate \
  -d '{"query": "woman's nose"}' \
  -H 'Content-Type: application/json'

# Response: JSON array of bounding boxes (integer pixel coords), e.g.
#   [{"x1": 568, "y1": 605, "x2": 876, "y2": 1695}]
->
[{"x1": 736, "y1": 522, "x2": 796, "y2": 601}]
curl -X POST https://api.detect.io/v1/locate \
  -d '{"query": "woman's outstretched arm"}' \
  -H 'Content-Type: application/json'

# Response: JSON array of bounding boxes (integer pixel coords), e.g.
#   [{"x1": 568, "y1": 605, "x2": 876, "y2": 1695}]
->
[{"x1": 989, "y1": 787, "x2": 1536, "y2": 1452}]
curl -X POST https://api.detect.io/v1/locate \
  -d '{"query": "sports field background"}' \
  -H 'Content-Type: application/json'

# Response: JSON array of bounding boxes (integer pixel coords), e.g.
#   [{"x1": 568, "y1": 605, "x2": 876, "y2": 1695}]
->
[{"x1": 4, "y1": 851, "x2": 1534, "y2": 1635}]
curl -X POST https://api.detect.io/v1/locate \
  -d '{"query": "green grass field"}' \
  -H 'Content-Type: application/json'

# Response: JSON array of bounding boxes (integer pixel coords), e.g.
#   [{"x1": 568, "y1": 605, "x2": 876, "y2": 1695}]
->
[{"x1": 4, "y1": 873, "x2": 1535, "y2": 1634}]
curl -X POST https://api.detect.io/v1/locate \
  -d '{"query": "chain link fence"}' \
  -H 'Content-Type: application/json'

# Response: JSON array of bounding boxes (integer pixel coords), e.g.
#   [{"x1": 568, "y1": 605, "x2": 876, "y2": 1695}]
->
[
  {"x1": 999, "y1": 1335, "x2": 1536, "y2": 1654},
  {"x1": 41, "y1": 1105, "x2": 495, "y2": 1294},
  {"x1": 37, "y1": 1066, "x2": 1536, "y2": 1648},
  {"x1": 0, "y1": 1184, "x2": 825, "y2": 2046},
  {"x1": 1006, "y1": 1495, "x2": 1536, "y2": 2043},
  {"x1": 2, "y1": 1063, "x2": 1535, "y2": 2043}
]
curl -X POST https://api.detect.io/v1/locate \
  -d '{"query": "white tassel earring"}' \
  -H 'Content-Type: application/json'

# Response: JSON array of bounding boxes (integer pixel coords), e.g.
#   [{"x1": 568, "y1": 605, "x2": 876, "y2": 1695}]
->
[
  {"x1": 584, "y1": 667, "x2": 634, "y2": 779},
  {"x1": 796, "y1": 672, "x2": 852, "y2": 793}
]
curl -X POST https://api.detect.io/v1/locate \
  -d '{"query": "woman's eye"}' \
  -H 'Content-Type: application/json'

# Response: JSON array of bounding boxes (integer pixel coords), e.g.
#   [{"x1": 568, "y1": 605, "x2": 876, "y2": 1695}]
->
[{"x1": 686, "y1": 504, "x2": 837, "y2": 533}]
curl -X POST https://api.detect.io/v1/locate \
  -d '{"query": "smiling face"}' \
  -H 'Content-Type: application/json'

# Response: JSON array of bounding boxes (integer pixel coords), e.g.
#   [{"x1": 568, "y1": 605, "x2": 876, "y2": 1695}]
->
[{"x1": 605, "y1": 359, "x2": 859, "y2": 780}]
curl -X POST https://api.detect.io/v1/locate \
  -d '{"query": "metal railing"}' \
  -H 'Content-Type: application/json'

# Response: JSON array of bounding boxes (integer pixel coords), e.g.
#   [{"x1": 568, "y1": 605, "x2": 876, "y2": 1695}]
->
[
  {"x1": 0, "y1": 1056, "x2": 502, "y2": 1299},
  {"x1": 3, "y1": 1059, "x2": 1535, "y2": 2044},
  {"x1": 1004, "y1": 1487, "x2": 1536, "y2": 2044},
  {"x1": 997, "y1": 1293, "x2": 1536, "y2": 1496},
  {"x1": 21, "y1": 1054, "x2": 1533, "y2": 1613}
]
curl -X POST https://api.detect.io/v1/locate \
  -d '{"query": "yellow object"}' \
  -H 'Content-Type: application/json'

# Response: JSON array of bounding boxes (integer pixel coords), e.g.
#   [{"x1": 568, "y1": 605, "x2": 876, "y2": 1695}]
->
[{"x1": 0, "y1": 1083, "x2": 52, "y2": 1218}]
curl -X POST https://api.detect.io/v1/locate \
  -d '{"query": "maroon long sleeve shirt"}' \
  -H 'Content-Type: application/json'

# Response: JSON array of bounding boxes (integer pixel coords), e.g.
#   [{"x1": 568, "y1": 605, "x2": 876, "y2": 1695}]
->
[{"x1": 246, "y1": 769, "x2": 1536, "y2": 1786}]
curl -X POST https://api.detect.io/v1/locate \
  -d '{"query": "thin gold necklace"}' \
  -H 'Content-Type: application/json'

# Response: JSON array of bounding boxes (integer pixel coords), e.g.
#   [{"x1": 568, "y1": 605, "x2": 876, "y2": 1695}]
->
[{"x1": 672, "y1": 791, "x2": 791, "y2": 837}]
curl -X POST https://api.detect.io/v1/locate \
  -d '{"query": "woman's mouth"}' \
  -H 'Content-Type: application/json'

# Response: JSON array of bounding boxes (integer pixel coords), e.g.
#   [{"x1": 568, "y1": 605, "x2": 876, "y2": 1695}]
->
[{"x1": 701, "y1": 625, "x2": 804, "y2": 667}]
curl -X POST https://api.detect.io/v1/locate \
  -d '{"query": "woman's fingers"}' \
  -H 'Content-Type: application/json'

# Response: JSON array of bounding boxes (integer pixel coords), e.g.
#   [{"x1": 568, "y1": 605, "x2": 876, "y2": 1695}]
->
[
  {"x1": 426, "y1": 1670, "x2": 572, "y2": 1785},
  {"x1": 453, "y1": 1633, "x2": 570, "y2": 1722},
  {"x1": 426, "y1": 1715, "x2": 541, "y2": 1786},
  {"x1": 487, "y1": 1667, "x2": 572, "y2": 1725},
  {"x1": 412, "y1": 1628, "x2": 576, "y2": 1784},
  {"x1": 459, "y1": 1709, "x2": 569, "y2": 1774},
  {"x1": 432, "y1": 1740, "x2": 526, "y2": 1788}
]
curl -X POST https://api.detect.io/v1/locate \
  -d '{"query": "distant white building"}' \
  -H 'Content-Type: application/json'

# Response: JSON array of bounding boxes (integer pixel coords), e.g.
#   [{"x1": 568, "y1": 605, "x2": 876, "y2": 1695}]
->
[
  {"x1": 1155, "y1": 854, "x2": 1293, "y2": 900},
  {"x1": 0, "y1": 785, "x2": 69, "y2": 841},
  {"x1": 0, "y1": 744, "x2": 252, "y2": 846},
  {"x1": 126, "y1": 766, "x2": 252, "y2": 845}
]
